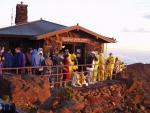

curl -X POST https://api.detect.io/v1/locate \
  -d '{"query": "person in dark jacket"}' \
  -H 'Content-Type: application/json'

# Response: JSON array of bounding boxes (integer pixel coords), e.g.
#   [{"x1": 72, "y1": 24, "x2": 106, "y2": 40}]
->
[
  {"x1": 26, "y1": 48, "x2": 33, "y2": 66},
  {"x1": 0, "y1": 51, "x2": 4, "y2": 76},
  {"x1": 4, "y1": 49, "x2": 14, "y2": 68},
  {"x1": 0, "y1": 47, "x2": 5, "y2": 76},
  {"x1": 14, "y1": 47, "x2": 24, "y2": 67}
]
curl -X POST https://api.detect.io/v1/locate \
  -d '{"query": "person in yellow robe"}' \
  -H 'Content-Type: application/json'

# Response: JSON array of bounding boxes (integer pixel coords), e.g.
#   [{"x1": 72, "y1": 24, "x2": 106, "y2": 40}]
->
[
  {"x1": 106, "y1": 53, "x2": 115, "y2": 80},
  {"x1": 93, "y1": 52, "x2": 99, "y2": 83},
  {"x1": 71, "y1": 53, "x2": 78, "y2": 71},
  {"x1": 120, "y1": 62, "x2": 126, "y2": 78},
  {"x1": 98, "y1": 53, "x2": 105, "y2": 81},
  {"x1": 70, "y1": 53, "x2": 79, "y2": 86},
  {"x1": 65, "y1": 49, "x2": 74, "y2": 75}
]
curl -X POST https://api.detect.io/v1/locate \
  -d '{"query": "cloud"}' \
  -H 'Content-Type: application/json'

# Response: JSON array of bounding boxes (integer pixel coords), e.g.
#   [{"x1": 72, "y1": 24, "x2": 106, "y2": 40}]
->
[
  {"x1": 123, "y1": 27, "x2": 150, "y2": 33},
  {"x1": 143, "y1": 15, "x2": 150, "y2": 19}
]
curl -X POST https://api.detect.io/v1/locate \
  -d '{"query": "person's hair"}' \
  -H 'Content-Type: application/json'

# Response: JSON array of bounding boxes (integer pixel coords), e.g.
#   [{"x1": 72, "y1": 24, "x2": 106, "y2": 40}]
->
[
  {"x1": 8, "y1": 49, "x2": 11, "y2": 52},
  {"x1": 59, "y1": 50, "x2": 63, "y2": 54},
  {"x1": 64, "y1": 54, "x2": 69, "y2": 59},
  {"x1": 109, "y1": 53, "x2": 112, "y2": 55},
  {"x1": 27, "y1": 48, "x2": 32, "y2": 53},
  {"x1": 70, "y1": 49, "x2": 74, "y2": 54},
  {"x1": 94, "y1": 55, "x2": 98, "y2": 61},
  {"x1": 45, "y1": 53, "x2": 50, "y2": 59},
  {"x1": 16, "y1": 47, "x2": 21, "y2": 51}
]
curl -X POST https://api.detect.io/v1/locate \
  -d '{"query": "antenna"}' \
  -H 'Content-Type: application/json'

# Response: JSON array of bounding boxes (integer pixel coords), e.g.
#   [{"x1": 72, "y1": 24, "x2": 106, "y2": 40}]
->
[{"x1": 11, "y1": 8, "x2": 13, "y2": 26}]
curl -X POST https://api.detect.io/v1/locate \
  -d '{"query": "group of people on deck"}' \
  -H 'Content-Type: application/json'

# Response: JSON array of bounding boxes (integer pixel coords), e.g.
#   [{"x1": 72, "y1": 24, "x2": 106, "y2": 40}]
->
[
  {"x1": 70, "y1": 51, "x2": 125, "y2": 87},
  {"x1": 0, "y1": 47, "x2": 51, "y2": 74},
  {"x1": 0, "y1": 46, "x2": 125, "y2": 87},
  {"x1": 49, "y1": 49, "x2": 125, "y2": 87}
]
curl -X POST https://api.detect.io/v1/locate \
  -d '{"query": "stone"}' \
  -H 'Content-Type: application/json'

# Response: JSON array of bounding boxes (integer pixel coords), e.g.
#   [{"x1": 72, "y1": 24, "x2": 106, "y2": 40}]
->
[{"x1": 0, "y1": 76, "x2": 50, "y2": 109}]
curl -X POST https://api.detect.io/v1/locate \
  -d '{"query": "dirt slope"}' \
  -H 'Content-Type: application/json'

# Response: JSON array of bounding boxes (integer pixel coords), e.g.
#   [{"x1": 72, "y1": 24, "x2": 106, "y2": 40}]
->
[{"x1": 127, "y1": 63, "x2": 150, "y2": 107}]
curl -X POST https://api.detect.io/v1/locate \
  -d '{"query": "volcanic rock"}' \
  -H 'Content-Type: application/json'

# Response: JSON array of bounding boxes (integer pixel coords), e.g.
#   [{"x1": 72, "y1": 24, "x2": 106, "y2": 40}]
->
[{"x1": 0, "y1": 75, "x2": 50, "y2": 111}]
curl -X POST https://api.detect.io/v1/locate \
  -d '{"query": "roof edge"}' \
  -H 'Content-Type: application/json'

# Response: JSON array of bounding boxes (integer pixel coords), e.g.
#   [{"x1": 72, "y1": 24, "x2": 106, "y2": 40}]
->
[
  {"x1": 0, "y1": 19, "x2": 67, "y2": 31},
  {"x1": 36, "y1": 25, "x2": 116, "y2": 43}
]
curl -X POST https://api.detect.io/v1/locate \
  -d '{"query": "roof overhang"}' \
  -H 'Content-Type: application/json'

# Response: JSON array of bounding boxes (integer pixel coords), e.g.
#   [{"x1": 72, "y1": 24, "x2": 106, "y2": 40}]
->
[
  {"x1": 0, "y1": 34, "x2": 34, "y2": 39},
  {"x1": 36, "y1": 25, "x2": 116, "y2": 43}
]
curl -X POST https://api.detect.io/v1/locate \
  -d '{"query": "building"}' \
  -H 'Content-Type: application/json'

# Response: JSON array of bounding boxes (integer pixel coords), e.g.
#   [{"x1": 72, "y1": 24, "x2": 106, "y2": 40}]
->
[{"x1": 0, "y1": 2, "x2": 116, "y2": 64}]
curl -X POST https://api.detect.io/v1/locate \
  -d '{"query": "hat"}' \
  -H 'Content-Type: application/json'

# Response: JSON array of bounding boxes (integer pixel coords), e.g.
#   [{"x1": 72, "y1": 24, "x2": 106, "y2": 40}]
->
[
  {"x1": 91, "y1": 51, "x2": 95, "y2": 54},
  {"x1": 100, "y1": 53, "x2": 104, "y2": 56},
  {"x1": 109, "y1": 53, "x2": 112, "y2": 55}
]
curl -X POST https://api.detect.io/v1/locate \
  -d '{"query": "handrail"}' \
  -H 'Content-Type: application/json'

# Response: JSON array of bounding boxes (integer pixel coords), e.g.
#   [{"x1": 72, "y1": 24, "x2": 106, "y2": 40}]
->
[
  {"x1": 0, "y1": 63, "x2": 128, "y2": 78},
  {"x1": 0, "y1": 63, "x2": 127, "y2": 70}
]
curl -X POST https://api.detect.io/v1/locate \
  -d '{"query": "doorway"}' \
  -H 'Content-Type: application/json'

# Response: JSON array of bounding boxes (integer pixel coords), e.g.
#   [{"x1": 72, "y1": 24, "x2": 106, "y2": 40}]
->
[
  {"x1": 63, "y1": 43, "x2": 85, "y2": 65},
  {"x1": 75, "y1": 44, "x2": 85, "y2": 65}
]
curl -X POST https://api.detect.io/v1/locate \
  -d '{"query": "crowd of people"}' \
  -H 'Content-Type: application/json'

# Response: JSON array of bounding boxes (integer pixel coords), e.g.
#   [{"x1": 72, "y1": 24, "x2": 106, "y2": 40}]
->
[
  {"x1": 0, "y1": 47, "x2": 45, "y2": 69},
  {"x1": 0, "y1": 46, "x2": 125, "y2": 87},
  {"x1": 71, "y1": 51, "x2": 125, "y2": 87}
]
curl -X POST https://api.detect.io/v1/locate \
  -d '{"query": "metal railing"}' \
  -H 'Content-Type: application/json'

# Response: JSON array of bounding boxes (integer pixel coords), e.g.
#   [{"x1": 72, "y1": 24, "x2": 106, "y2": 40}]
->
[{"x1": 0, "y1": 63, "x2": 127, "y2": 82}]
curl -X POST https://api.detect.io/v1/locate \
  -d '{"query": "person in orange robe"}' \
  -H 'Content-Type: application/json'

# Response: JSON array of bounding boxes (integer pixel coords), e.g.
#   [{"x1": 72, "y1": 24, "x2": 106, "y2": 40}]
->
[{"x1": 62, "y1": 54, "x2": 70, "y2": 87}]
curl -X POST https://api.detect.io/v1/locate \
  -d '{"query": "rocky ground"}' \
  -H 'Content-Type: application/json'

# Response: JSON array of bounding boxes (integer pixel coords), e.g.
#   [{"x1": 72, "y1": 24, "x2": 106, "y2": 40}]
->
[
  {"x1": 127, "y1": 63, "x2": 150, "y2": 108},
  {"x1": 0, "y1": 63, "x2": 149, "y2": 113},
  {"x1": 0, "y1": 75, "x2": 50, "y2": 113},
  {"x1": 48, "y1": 79, "x2": 149, "y2": 113}
]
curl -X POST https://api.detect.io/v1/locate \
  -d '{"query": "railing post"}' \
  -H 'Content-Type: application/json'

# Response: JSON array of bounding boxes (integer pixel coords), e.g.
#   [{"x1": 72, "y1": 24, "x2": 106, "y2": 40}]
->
[
  {"x1": 1, "y1": 68, "x2": 3, "y2": 79},
  {"x1": 60, "y1": 65, "x2": 63, "y2": 87},
  {"x1": 16, "y1": 68, "x2": 18, "y2": 75},
  {"x1": 28, "y1": 67, "x2": 32, "y2": 75},
  {"x1": 56, "y1": 65, "x2": 59, "y2": 97},
  {"x1": 125, "y1": 64, "x2": 127, "y2": 78},
  {"x1": 57, "y1": 65, "x2": 59, "y2": 83},
  {"x1": 82, "y1": 64, "x2": 83, "y2": 73}
]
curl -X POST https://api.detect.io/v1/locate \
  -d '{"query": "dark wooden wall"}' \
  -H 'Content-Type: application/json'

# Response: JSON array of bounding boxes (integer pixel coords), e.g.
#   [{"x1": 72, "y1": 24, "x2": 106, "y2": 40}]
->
[{"x1": 0, "y1": 39, "x2": 44, "y2": 53}]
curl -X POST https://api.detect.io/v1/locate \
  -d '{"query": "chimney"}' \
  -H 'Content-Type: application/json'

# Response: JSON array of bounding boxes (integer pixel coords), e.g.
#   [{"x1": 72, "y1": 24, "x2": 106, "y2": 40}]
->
[{"x1": 15, "y1": 2, "x2": 28, "y2": 25}]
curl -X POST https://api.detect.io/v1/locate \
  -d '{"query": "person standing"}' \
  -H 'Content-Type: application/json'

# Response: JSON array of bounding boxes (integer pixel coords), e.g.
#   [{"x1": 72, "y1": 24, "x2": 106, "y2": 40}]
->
[
  {"x1": 70, "y1": 53, "x2": 79, "y2": 86},
  {"x1": 25, "y1": 48, "x2": 33, "y2": 74},
  {"x1": 65, "y1": 49, "x2": 74, "y2": 75},
  {"x1": 14, "y1": 47, "x2": 24, "y2": 67},
  {"x1": 106, "y1": 53, "x2": 115, "y2": 80},
  {"x1": 98, "y1": 53, "x2": 105, "y2": 81},
  {"x1": 45, "y1": 54, "x2": 53, "y2": 74},
  {"x1": 38, "y1": 51, "x2": 45, "y2": 74},
  {"x1": 22, "y1": 51, "x2": 26, "y2": 72},
  {"x1": 120, "y1": 62, "x2": 125, "y2": 78},
  {"x1": 71, "y1": 53, "x2": 78, "y2": 71},
  {"x1": 26, "y1": 48, "x2": 33, "y2": 66},
  {"x1": 31, "y1": 49, "x2": 40, "y2": 74},
  {"x1": 114, "y1": 57, "x2": 120, "y2": 79},
  {"x1": 31, "y1": 49, "x2": 40, "y2": 67},
  {"x1": 4, "y1": 49, "x2": 14, "y2": 68},
  {"x1": 13, "y1": 47, "x2": 24, "y2": 74},
  {"x1": 62, "y1": 54, "x2": 70, "y2": 87},
  {"x1": 86, "y1": 51, "x2": 95, "y2": 84},
  {"x1": 93, "y1": 52, "x2": 99, "y2": 83},
  {"x1": 39, "y1": 52, "x2": 45, "y2": 66},
  {"x1": 0, "y1": 48, "x2": 5, "y2": 76}
]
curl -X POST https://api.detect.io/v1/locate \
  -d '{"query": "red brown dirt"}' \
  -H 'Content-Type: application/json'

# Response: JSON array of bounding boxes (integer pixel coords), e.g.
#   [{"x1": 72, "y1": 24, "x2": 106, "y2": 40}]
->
[
  {"x1": 127, "y1": 63, "x2": 150, "y2": 107},
  {"x1": 0, "y1": 63, "x2": 150, "y2": 113},
  {"x1": 52, "y1": 79, "x2": 149, "y2": 113},
  {"x1": 0, "y1": 75, "x2": 50, "y2": 111},
  {"x1": 52, "y1": 63, "x2": 150, "y2": 113}
]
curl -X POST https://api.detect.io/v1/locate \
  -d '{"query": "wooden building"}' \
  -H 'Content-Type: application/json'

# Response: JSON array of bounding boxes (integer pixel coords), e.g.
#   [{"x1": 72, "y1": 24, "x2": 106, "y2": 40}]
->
[{"x1": 0, "y1": 2, "x2": 116, "y2": 64}]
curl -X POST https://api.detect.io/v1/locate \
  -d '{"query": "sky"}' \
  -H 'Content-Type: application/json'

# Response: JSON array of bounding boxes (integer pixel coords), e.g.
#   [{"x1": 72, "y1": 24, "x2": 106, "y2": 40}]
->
[{"x1": 0, "y1": 0, "x2": 150, "y2": 63}]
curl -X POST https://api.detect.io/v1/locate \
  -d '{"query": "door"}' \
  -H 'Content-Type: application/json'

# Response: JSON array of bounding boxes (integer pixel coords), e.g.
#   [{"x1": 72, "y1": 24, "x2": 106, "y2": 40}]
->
[{"x1": 75, "y1": 44, "x2": 85, "y2": 65}]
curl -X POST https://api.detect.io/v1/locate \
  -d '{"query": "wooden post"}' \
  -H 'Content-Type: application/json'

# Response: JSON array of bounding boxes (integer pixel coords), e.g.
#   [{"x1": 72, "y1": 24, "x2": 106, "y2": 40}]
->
[
  {"x1": 84, "y1": 44, "x2": 87, "y2": 65},
  {"x1": 56, "y1": 65, "x2": 59, "y2": 97}
]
